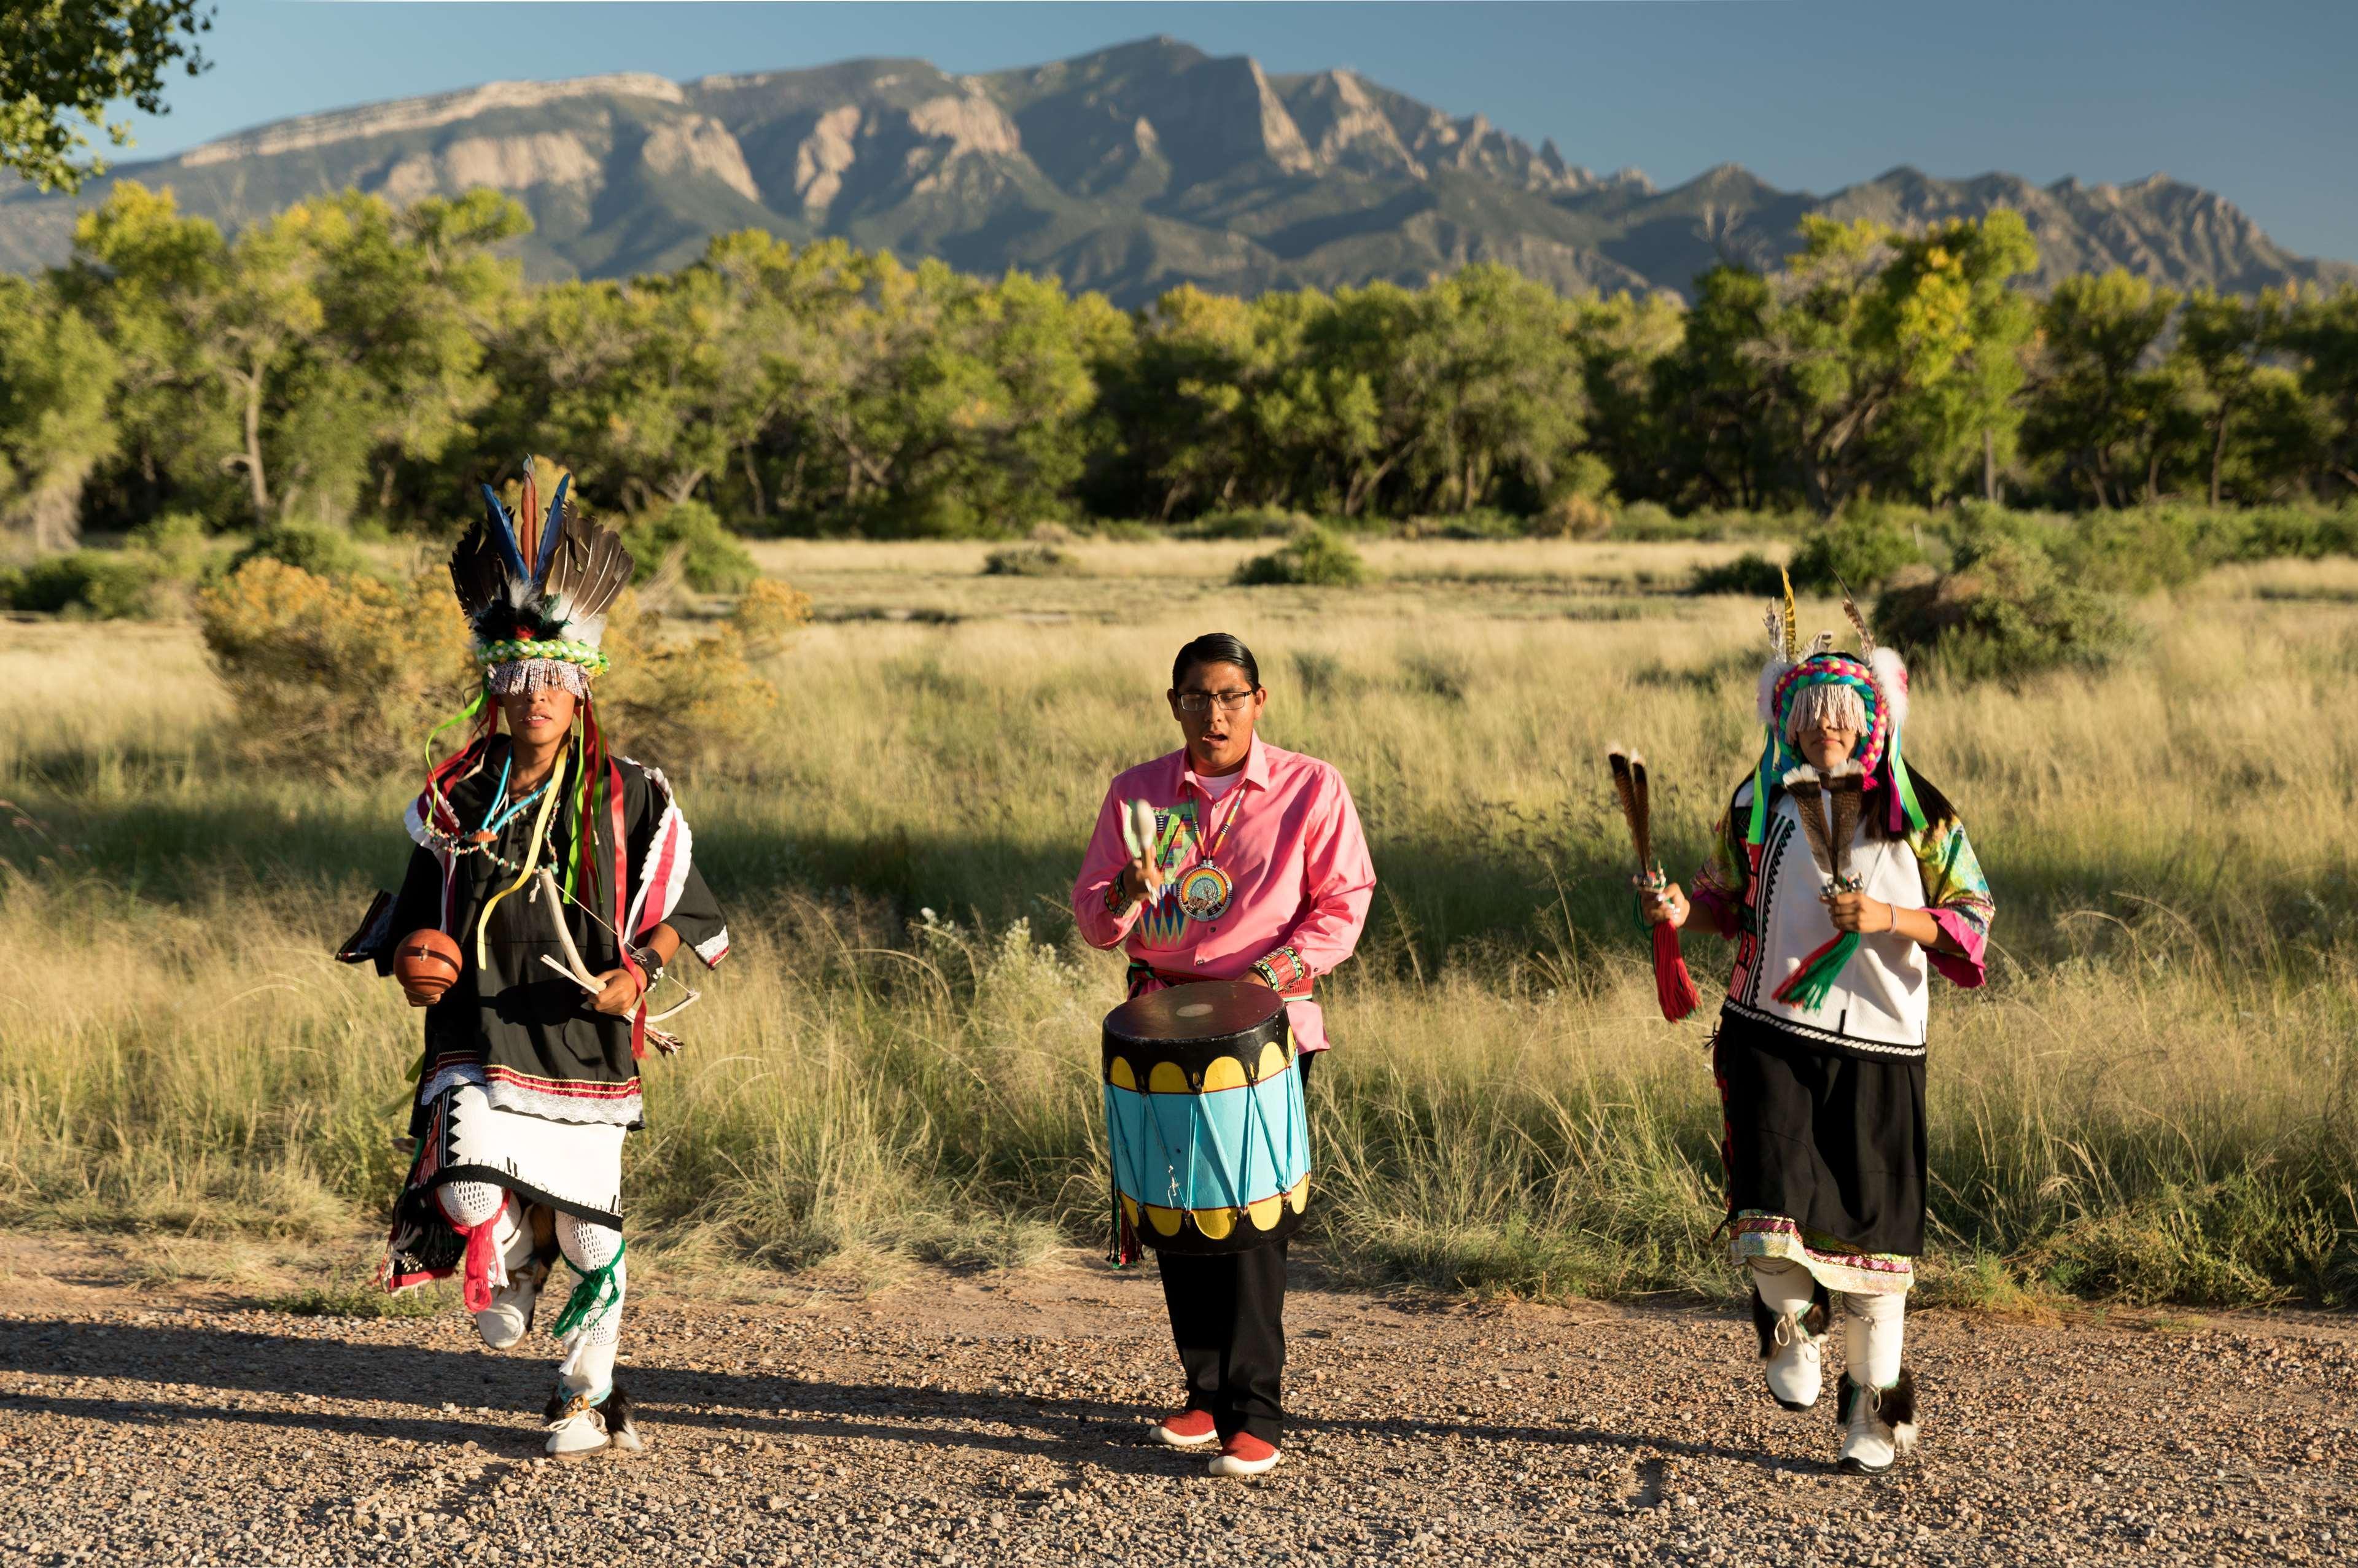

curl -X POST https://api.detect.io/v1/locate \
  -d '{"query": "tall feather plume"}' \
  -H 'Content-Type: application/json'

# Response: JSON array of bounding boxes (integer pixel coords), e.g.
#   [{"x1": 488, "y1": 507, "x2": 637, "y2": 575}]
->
[
  {"x1": 1628, "y1": 751, "x2": 1654, "y2": 871},
  {"x1": 451, "y1": 486, "x2": 532, "y2": 627},
  {"x1": 1606, "y1": 746, "x2": 1648, "y2": 869},
  {"x1": 537, "y1": 472, "x2": 634, "y2": 649},
  {"x1": 516, "y1": 462, "x2": 542, "y2": 589},
  {"x1": 1843, "y1": 592, "x2": 1877, "y2": 658},
  {"x1": 1781, "y1": 765, "x2": 1835, "y2": 879},
  {"x1": 1778, "y1": 567, "x2": 1799, "y2": 664},
  {"x1": 534, "y1": 470, "x2": 570, "y2": 586},
  {"x1": 1825, "y1": 764, "x2": 1863, "y2": 883},
  {"x1": 449, "y1": 457, "x2": 632, "y2": 649},
  {"x1": 1869, "y1": 645, "x2": 1910, "y2": 735}
]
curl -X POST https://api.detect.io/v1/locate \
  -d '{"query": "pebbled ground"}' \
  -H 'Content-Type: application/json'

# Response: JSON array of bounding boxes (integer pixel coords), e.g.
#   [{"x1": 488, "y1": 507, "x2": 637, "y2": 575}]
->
[{"x1": 1, "y1": 1238, "x2": 2354, "y2": 1567}]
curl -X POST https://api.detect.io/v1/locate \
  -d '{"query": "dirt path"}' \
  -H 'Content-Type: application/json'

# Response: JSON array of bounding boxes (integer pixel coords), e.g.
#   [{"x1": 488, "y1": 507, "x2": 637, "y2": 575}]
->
[{"x1": 2, "y1": 1235, "x2": 2354, "y2": 1567}]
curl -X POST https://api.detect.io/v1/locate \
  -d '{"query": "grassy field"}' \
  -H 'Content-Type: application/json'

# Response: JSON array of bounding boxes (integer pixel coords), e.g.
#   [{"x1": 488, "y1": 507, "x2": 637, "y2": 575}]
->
[{"x1": 5, "y1": 539, "x2": 2357, "y2": 1308}]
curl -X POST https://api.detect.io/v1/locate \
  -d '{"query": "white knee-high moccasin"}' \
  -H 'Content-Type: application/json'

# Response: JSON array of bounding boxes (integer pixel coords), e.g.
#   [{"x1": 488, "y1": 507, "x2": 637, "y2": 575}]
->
[
  {"x1": 1837, "y1": 1368, "x2": 1918, "y2": 1475},
  {"x1": 544, "y1": 1340, "x2": 640, "y2": 1456},
  {"x1": 1748, "y1": 1262, "x2": 1830, "y2": 1410}
]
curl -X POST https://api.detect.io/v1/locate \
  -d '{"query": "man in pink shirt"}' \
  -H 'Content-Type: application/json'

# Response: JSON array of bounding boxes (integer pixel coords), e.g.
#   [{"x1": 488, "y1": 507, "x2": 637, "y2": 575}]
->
[{"x1": 1072, "y1": 632, "x2": 1376, "y2": 1477}]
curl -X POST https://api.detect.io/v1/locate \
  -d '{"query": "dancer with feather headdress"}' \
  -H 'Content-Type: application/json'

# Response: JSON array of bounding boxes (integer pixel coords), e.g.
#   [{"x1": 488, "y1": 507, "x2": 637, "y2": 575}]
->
[
  {"x1": 338, "y1": 456, "x2": 729, "y2": 1456},
  {"x1": 1640, "y1": 573, "x2": 1993, "y2": 1476}
]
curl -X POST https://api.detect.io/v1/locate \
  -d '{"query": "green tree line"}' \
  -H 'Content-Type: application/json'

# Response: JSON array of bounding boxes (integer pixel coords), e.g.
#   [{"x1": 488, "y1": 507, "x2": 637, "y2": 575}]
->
[{"x1": 6, "y1": 183, "x2": 2358, "y2": 546}]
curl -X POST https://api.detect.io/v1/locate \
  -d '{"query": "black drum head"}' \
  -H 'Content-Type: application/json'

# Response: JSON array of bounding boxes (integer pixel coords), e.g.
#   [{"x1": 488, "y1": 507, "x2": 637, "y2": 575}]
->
[{"x1": 1104, "y1": 979, "x2": 1283, "y2": 1047}]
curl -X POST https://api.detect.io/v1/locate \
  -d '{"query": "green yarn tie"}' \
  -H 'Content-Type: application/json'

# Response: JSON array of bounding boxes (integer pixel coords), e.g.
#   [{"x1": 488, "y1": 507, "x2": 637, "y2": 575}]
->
[
  {"x1": 550, "y1": 1238, "x2": 625, "y2": 1340},
  {"x1": 1776, "y1": 933, "x2": 1861, "y2": 1012}
]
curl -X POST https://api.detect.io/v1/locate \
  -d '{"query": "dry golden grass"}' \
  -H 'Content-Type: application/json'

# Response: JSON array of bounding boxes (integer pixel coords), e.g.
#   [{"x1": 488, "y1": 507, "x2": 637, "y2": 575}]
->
[{"x1": 4, "y1": 539, "x2": 2355, "y2": 1305}]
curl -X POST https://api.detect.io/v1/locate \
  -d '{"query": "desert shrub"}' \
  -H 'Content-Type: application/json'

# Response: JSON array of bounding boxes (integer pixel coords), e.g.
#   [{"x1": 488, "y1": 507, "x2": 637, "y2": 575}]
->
[
  {"x1": 1527, "y1": 491, "x2": 1614, "y2": 540},
  {"x1": 981, "y1": 544, "x2": 1080, "y2": 576},
  {"x1": 1611, "y1": 500, "x2": 1685, "y2": 540},
  {"x1": 128, "y1": 511, "x2": 216, "y2": 578},
  {"x1": 6, "y1": 549, "x2": 168, "y2": 619},
  {"x1": 1234, "y1": 526, "x2": 1369, "y2": 588},
  {"x1": 2236, "y1": 503, "x2": 2358, "y2": 560},
  {"x1": 1090, "y1": 519, "x2": 1158, "y2": 542},
  {"x1": 1189, "y1": 505, "x2": 1310, "y2": 540},
  {"x1": 229, "y1": 522, "x2": 368, "y2": 581},
  {"x1": 1788, "y1": 505, "x2": 1927, "y2": 593},
  {"x1": 1874, "y1": 534, "x2": 2137, "y2": 683},
  {"x1": 731, "y1": 578, "x2": 812, "y2": 658},
  {"x1": 594, "y1": 589, "x2": 782, "y2": 770},
  {"x1": 1687, "y1": 551, "x2": 1786, "y2": 597},
  {"x1": 2044, "y1": 506, "x2": 2211, "y2": 596},
  {"x1": 624, "y1": 500, "x2": 759, "y2": 594},
  {"x1": 196, "y1": 559, "x2": 473, "y2": 774},
  {"x1": 1411, "y1": 508, "x2": 1525, "y2": 541}
]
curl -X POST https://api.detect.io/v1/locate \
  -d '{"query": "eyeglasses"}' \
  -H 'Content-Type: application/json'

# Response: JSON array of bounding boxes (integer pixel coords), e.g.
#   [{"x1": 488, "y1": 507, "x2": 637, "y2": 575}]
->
[{"x1": 1175, "y1": 688, "x2": 1258, "y2": 714}]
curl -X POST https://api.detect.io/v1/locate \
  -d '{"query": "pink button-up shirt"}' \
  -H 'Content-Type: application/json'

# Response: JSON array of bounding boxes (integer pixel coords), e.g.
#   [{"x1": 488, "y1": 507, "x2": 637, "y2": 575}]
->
[{"x1": 1072, "y1": 739, "x2": 1376, "y2": 1053}]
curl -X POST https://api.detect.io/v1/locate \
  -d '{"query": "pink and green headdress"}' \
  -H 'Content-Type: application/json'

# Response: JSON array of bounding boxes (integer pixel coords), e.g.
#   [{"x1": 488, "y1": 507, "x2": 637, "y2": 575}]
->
[{"x1": 1745, "y1": 569, "x2": 1928, "y2": 847}]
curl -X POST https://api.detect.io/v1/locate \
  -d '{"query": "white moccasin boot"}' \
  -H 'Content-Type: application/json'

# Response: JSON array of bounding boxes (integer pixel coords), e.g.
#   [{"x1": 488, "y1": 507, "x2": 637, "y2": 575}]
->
[
  {"x1": 1836, "y1": 1368, "x2": 1918, "y2": 1475},
  {"x1": 1748, "y1": 1259, "x2": 1829, "y2": 1411},
  {"x1": 543, "y1": 1341, "x2": 642, "y2": 1456}
]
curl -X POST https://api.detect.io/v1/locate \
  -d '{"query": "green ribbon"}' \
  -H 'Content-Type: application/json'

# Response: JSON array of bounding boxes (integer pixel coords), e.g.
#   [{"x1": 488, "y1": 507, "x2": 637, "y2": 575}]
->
[
  {"x1": 550, "y1": 1238, "x2": 625, "y2": 1340},
  {"x1": 1777, "y1": 933, "x2": 1861, "y2": 1012}
]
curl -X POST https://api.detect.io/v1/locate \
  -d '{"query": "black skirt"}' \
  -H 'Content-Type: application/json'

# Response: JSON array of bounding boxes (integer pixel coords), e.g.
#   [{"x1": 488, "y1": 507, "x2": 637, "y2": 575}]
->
[{"x1": 1713, "y1": 1006, "x2": 1927, "y2": 1257}]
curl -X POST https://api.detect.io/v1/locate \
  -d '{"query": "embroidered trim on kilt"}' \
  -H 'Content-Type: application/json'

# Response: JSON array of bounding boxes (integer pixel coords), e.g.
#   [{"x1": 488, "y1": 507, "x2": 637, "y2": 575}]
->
[
  {"x1": 482, "y1": 1064, "x2": 644, "y2": 1127},
  {"x1": 420, "y1": 1060, "x2": 488, "y2": 1108},
  {"x1": 1722, "y1": 998, "x2": 1927, "y2": 1060},
  {"x1": 1729, "y1": 1211, "x2": 1914, "y2": 1297}
]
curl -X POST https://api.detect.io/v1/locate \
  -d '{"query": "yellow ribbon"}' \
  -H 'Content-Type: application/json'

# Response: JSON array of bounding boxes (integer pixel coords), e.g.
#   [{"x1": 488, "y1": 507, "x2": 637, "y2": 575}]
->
[{"x1": 474, "y1": 745, "x2": 571, "y2": 970}]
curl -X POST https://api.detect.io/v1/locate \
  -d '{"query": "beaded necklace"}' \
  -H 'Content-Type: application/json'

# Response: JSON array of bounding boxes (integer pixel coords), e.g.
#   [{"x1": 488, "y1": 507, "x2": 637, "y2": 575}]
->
[{"x1": 422, "y1": 748, "x2": 562, "y2": 877}]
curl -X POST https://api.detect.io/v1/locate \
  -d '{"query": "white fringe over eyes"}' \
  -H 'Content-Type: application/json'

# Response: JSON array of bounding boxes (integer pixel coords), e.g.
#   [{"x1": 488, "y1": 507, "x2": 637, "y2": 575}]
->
[
  {"x1": 1785, "y1": 682, "x2": 1867, "y2": 746},
  {"x1": 487, "y1": 658, "x2": 590, "y2": 698}
]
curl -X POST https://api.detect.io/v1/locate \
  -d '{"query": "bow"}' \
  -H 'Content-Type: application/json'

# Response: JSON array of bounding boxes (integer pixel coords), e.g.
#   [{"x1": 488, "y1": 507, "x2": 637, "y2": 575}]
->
[{"x1": 530, "y1": 868, "x2": 696, "y2": 1055}]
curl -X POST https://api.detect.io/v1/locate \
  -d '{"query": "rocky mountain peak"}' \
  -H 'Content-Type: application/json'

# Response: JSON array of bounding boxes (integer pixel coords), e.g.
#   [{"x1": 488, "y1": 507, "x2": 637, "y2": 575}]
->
[{"x1": 0, "y1": 40, "x2": 2342, "y2": 306}]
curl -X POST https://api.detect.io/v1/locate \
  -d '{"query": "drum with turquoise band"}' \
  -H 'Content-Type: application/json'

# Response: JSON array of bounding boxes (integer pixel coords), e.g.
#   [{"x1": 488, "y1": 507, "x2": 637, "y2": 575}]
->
[{"x1": 1102, "y1": 980, "x2": 1310, "y2": 1254}]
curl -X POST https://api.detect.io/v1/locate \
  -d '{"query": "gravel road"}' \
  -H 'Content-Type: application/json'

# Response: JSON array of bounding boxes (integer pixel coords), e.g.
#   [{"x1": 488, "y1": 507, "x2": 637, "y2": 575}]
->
[{"x1": 2, "y1": 1237, "x2": 2353, "y2": 1567}]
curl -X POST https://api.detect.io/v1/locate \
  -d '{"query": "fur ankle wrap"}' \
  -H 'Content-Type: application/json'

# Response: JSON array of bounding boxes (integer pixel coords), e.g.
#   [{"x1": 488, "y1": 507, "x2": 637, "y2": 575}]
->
[{"x1": 1751, "y1": 1280, "x2": 1833, "y2": 1358}]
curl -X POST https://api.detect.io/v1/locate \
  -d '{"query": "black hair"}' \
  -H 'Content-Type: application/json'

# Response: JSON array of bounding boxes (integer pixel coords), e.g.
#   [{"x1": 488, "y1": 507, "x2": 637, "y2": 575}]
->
[{"x1": 1172, "y1": 633, "x2": 1261, "y2": 691}]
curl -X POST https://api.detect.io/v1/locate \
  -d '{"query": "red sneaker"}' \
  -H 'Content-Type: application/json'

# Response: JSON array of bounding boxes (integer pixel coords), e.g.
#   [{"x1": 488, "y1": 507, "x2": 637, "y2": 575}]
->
[
  {"x1": 1207, "y1": 1431, "x2": 1280, "y2": 1477},
  {"x1": 1150, "y1": 1408, "x2": 1218, "y2": 1448}
]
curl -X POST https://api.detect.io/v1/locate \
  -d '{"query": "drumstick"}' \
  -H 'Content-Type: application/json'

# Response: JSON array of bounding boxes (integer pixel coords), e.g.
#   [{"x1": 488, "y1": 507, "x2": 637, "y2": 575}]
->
[{"x1": 1122, "y1": 799, "x2": 1162, "y2": 895}]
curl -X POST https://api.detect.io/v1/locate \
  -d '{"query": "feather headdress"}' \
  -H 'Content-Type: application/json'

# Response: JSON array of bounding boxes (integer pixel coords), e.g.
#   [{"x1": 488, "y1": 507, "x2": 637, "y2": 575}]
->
[
  {"x1": 1743, "y1": 570, "x2": 1926, "y2": 845},
  {"x1": 449, "y1": 455, "x2": 634, "y2": 697}
]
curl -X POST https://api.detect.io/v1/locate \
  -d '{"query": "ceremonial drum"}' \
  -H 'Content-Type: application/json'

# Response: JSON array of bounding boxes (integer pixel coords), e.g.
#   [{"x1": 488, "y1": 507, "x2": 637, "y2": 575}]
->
[{"x1": 1102, "y1": 980, "x2": 1311, "y2": 1254}]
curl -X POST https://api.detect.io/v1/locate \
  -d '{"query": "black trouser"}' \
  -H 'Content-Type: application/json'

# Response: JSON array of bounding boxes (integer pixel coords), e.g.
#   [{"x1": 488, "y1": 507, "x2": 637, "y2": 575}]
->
[{"x1": 1154, "y1": 1051, "x2": 1313, "y2": 1446}]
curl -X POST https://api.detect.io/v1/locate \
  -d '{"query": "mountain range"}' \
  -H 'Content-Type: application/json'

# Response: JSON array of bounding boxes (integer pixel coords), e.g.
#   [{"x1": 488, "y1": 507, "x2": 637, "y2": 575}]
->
[{"x1": 2, "y1": 36, "x2": 2348, "y2": 305}]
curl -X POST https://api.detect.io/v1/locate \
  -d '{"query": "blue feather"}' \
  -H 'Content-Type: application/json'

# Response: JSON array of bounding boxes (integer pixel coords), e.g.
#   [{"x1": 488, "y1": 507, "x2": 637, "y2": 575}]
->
[
  {"x1": 477, "y1": 484, "x2": 531, "y2": 583},
  {"x1": 532, "y1": 473, "x2": 569, "y2": 586}
]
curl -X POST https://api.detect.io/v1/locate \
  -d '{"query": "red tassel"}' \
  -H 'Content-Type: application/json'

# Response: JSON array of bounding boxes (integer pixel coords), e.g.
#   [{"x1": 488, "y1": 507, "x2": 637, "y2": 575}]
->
[
  {"x1": 461, "y1": 1217, "x2": 499, "y2": 1313},
  {"x1": 1652, "y1": 920, "x2": 1702, "y2": 1022},
  {"x1": 1770, "y1": 931, "x2": 1851, "y2": 1007}
]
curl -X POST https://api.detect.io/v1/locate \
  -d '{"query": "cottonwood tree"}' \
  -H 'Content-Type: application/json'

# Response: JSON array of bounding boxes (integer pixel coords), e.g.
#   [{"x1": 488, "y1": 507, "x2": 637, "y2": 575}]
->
[
  {"x1": 1649, "y1": 267, "x2": 1783, "y2": 511},
  {"x1": 2276, "y1": 286, "x2": 2358, "y2": 498},
  {"x1": 2021, "y1": 271, "x2": 2181, "y2": 508},
  {"x1": 0, "y1": 0, "x2": 211, "y2": 191},
  {"x1": 1738, "y1": 212, "x2": 2037, "y2": 514},
  {"x1": 1396, "y1": 263, "x2": 1587, "y2": 513},
  {"x1": 0, "y1": 277, "x2": 120, "y2": 548}
]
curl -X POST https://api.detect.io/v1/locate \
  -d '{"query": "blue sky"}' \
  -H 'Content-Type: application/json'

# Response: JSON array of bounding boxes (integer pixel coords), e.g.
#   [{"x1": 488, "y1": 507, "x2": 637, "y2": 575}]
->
[{"x1": 103, "y1": 1, "x2": 2358, "y2": 263}]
